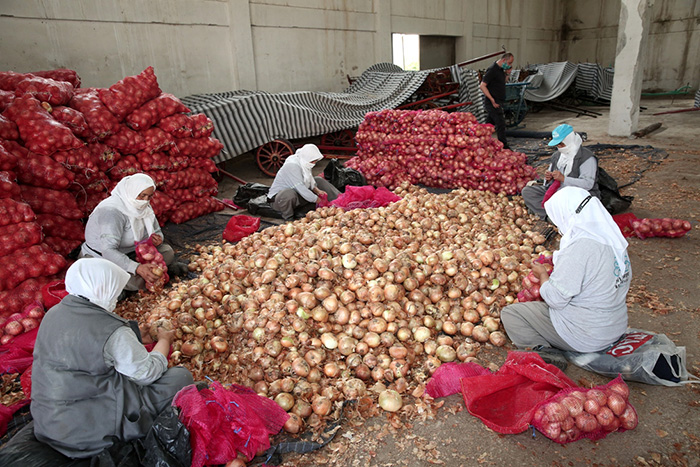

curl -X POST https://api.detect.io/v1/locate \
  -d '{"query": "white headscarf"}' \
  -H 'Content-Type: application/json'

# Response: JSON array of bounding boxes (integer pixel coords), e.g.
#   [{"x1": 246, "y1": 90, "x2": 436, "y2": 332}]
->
[
  {"x1": 286, "y1": 144, "x2": 323, "y2": 189},
  {"x1": 545, "y1": 186, "x2": 629, "y2": 276},
  {"x1": 100, "y1": 173, "x2": 157, "y2": 241},
  {"x1": 556, "y1": 131, "x2": 583, "y2": 176},
  {"x1": 65, "y1": 258, "x2": 130, "y2": 312}
]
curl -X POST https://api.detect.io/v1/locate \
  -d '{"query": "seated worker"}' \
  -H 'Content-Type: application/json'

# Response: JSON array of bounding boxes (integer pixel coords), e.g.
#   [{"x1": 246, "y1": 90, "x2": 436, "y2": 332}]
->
[
  {"x1": 31, "y1": 258, "x2": 194, "y2": 458},
  {"x1": 502, "y1": 187, "x2": 631, "y2": 361},
  {"x1": 80, "y1": 173, "x2": 187, "y2": 291},
  {"x1": 521, "y1": 124, "x2": 600, "y2": 219},
  {"x1": 267, "y1": 144, "x2": 340, "y2": 220}
]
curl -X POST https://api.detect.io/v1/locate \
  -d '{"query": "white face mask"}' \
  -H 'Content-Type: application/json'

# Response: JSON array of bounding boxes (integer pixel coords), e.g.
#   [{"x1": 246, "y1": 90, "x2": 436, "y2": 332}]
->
[{"x1": 133, "y1": 199, "x2": 150, "y2": 211}]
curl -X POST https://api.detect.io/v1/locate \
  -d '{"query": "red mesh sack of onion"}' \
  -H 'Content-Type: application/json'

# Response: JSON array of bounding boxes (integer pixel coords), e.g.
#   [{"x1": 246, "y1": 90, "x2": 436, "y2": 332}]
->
[
  {"x1": 631, "y1": 217, "x2": 692, "y2": 239},
  {"x1": 516, "y1": 254, "x2": 553, "y2": 302},
  {"x1": 531, "y1": 375, "x2": 638, "y2": 444},
  {"x1": 0, "y1": 301, "x2": 45, "y2": 346},
  {"x1": 134, "y1": 236, "x2": 169, "y2": 292}
]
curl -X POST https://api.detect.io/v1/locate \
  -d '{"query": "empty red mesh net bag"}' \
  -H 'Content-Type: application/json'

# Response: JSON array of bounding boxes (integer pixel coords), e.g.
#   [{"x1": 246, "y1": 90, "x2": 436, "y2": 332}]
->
[
  {"x1": 461, "y1": 351, "x2": 576, "y2": 434},
  {"x1": 173, "y1": 381, "x2": 289, "y2": 467},
  {"x1": 223, "y1": 215, "x2": 260, "y2": 243}
]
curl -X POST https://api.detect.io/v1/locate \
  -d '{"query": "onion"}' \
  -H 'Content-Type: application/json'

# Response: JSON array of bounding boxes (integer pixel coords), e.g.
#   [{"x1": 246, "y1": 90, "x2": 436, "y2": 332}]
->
[
  {"x1": 378, "y1": 389, "x2": 402, "y2": 412},
  {"x1": 544, "y1": 401, "x2": 569, "y2": 422},
  {"x1": 560, "y1": 395, "x2": 584, "y2": 418},
  {"x1": 488, "y1": 331, "x2": 507, "y2": 347},
  {"x1": 575, "y1": 412, "x2": 599, "y2": 432},
  {"x1": 583, "y1": 398, "x2": 600, "y2": 415},
  {"x1": 436, "y1": 345, "x2": 457, "y2": 362},
  {"x1": 595, "y1": 406, "x2": 615, "y2": 427},
  {"x1": 607, "y1": 381, "x2": 630, "y2": 400},
  {"x1": 311, "y1": 395, "x2": 332, "y2": 416},
  {"x1": 283, "y1": 413, "x2": 303, "y2": 434},
  {"x1": 619, "y1": 405, "x2": 638, "y2": 430},
  {"x1": 471, "y1": 325, "x2": 490, "y2": 343},
  {"x1": 587, "y1": 389, "x2": 607, "y2": 407},
  {"x1": 274, "y1": 392, "x2": 295, "y2": 411},
  {"x1": 542, "y1": 421, "x2": 561, "y2": 440},
  {"x1": 606, "y1": 392, "x2": 627, "y2": 416}
]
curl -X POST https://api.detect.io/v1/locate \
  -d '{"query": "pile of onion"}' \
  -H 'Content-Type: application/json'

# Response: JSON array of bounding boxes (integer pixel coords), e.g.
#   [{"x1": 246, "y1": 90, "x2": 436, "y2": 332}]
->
[
  {"x1": 532, "y1": 378, "x2": 638, "y2": 444},
  {"x1": 346, "y1": 109, "x2": 537, "y2": 194},
  {"x1": 119, "y1": 184, "x2": 552, "y2": 435}
]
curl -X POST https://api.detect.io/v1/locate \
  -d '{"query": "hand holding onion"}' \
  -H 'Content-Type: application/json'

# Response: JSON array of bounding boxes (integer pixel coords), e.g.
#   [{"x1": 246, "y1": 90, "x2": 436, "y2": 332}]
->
[
  {"x1": 531, "y1": 263, "x2": 549, "y2": 283},
  {"x1": 136, "y1": 263, "x2": 162, "y2": 283},
  {"x1": 150, "y1": 233, "x2": 163, "y2": 247}
]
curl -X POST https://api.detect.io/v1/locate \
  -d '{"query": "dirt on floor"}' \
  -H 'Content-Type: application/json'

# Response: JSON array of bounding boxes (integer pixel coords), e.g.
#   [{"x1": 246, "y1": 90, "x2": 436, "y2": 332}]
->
[{"x1": 210, "y1": 97, "x2": 699, "y2": 467}]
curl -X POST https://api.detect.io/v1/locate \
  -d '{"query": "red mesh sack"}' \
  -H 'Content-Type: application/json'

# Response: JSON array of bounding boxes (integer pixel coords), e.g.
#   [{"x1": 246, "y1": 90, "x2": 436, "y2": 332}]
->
[
  {"x1": 0, "y1": 222, "x2": 43, "y2": 258},
  {"x1": 0, "y1": 171, "x2": 21, "y2": 200},
  {"x1": 157, "y1": 113, "x2": 193, "y2": 138},
  {"x1": 190, "y1": 113, "x2": 214, "y2": 138},
  {"x1": 134, "y1": 236, "x2": 169, "y2": 292},
  {"x1": 144, "y1": 170, "x2": 170, "y2": 188},
  {"x1": 165, "y1": 168, "x2": 217, "y2": 190},
  {"x1": 223, "y1": 215, "x2": 260, "y2": 242},
  {"x1": 98, "y1": 67, "x2": 161, "y2": 120},
  {"x1": 19, "y1": 185, "x2": 83, "y2": 219},
  {"x1": 631, "y1": 217, "x2": 692, "y2": 239},
  {"x1": 15, "y1": 148, "x2": 76, "y2": 190},
  {"x1": 517, "y1": 254, "x2": 554, "y2": 303},
  {"x1": 0, "y1": 90, "x2": 15, "y2": 112},
  {"x1": 425, "y1": 362, "x2": 492, "y2": 399},
  {"x1": 50, "y1": 105, "x2": 92, "y2": 138},
  {"x1": 173, "y1": 136, "x2": 223, "y2": 159},
  {"x1": 0, "y1": 114, "x2": 20, "y2": 140},
  {"x1": 330, "y1": 185, "x2": 401, "y2": 210},
  {"x1": 0, "y1": 199, "x2": 36, "y2": 226},
  {"x1": 104, "y1": 125, "x2": 146, "y2": 155},
  {"x1": 168, "y1": 153, "x2": 189, "y2": 171},
  {"x1": 136, "y1": 151, "x2": 172, "y2": 171},
  {"x1": 107, "y1": 155, "x2": 142, "y2": 181},
  {"x1": 531, "y1": 375, "x2": 638, "y2": 444},
  {"x1": 36, "y1": 214, "x2": 85, "y2": 241},
  {"x1": 0, "y1": 71, "x2": 31, "y2": 92},
  {"x1": 0, "y1": 142, "x2": 19, "y2": 171},
  {"x1": 141, "y1": 127, "x2": 175, "y2": 154},
  {"x1": 542, "y1": 180, "x2": 561, "y2": 207},
  {"x1": 44, "y1": 236, "x2": 83, "y2": 257},
  {"x1": 0, "y1": 243, "x2": 66, "y2": 292},
  {"x1": 31, "y1": 69, "x2": 81, "y2": 88},
  {"x1": 125, "y1": 93, "x2": 190, "y2": 131},
  {"x1": 173, "y1": 381, "x2": 289, "y2": 467},
  {"x1": 186, "y1": 158, "x2": 217, "y2": 173},
  {"x1": 51, "y1": 146, "x2": 97, "y2": 172},
  {"x1": 168, "y1": 197, "x2": 224, "y2": 224},
  {"x1": 89, "y1": 142, "x2": 121, "y2": 172},
  {"x1": 41, "y1": 280, "x2": 68, "y2": 309},
  {"x1": 3, "y1": 94, "x2": 84, "y2": 156},
  {"x1": 150, "y1": 191, "x2": 175, "y2": 220},
  {"x1": 0, "y1": 301, "x2": 44, "y2": 348},
  {"x1": 69, "y1": 88, "x2": 121, "y2": 139},
  {"x1": 612, "y1": 213, "x2": 638, "y2": 238},
  {"x1": 75, "y1": 190, "x2": 109, "y2": 218},
  {"x1": 0, "y1": 276, "x2": 54, "y2": 318},
  {"x1": 14, "y1": 76, "x2": 74, "y2": 106},
  {"x1": 166, "y1": 186, "x2": 217, "y2": 204},
  {"x1": 72, "y1": 169, "x2": 110, "y2": 194},
  {"x1": 460, "y1": 351, "x2": 576, "y2": 434}
]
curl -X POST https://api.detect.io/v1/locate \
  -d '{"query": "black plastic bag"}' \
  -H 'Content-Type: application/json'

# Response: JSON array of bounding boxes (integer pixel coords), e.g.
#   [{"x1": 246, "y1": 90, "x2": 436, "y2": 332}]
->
[
  {"x1": 233, "y1": 183, "x2": 270, "y2": 209},
  {"x1": 323, "y1": 159, "x2": 366, "y2": 192},
  {"x1": 0, "y1": 421, "x2": 90, "y2": 467},
  {"x1": 138, "y1": 406, "x2": 191, "y2": 467},
  {"x1": 247, "y1": 195, "x2": 285, "y2": 219},
  {"x1": 597, "y1": 167, "x2": 633, "y2": 215}
]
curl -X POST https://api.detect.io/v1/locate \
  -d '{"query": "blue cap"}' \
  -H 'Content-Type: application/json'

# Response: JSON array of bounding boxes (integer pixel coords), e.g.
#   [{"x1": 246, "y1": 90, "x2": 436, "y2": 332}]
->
[{"x1": 548, "y1": 124, "x2": 573, "y2": 146}]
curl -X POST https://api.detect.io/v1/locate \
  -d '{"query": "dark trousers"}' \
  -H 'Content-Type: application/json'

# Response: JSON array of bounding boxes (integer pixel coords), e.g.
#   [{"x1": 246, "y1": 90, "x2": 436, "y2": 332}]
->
[{"x1": 484, "y1": 101, "x2": 509, "y2": 149}]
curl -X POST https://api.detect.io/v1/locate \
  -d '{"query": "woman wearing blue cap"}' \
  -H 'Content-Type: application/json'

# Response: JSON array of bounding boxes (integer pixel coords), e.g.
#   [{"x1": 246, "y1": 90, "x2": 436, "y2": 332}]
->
[{"x1": 521, "y1": 124, "x2": 600, "y2": 219}]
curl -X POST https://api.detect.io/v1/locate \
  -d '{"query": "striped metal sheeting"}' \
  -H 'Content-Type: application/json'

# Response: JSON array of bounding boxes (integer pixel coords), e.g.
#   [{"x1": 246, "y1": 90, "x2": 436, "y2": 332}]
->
[
  {"x1": 182, "y1": 63, "x2": 429, "y2": 164},
  {"x1": 575, "y1": 63, "x2": 614, "y2": 102},
  {"x1": 695, "y1": 89, "x2": 699, "y2": 108},
  {"x1": 182, "y1": 63, "x2": 485, "y2": 164},
  {"x1": 522, "y1": 62, "x2": 579, "y2": 103}
]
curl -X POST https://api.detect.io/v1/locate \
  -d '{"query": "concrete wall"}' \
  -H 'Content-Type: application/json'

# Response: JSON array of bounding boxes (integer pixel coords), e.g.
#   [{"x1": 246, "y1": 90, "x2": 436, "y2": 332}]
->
[
  {"x1": 0, "y1": 0, "x2": 694, "y2": 96},
  {"x1": 561, "y1": 0, "x2": 700, "y2": 91}
]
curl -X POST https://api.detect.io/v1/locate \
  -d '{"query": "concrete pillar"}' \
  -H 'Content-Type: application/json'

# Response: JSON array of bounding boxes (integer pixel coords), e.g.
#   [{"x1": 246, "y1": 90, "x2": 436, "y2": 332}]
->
[
  {"x1": 373, "y1": 0, "x2": 392, "y2": 63},
  {"x1": 227, "y1": 0, "x2": 257, "y2": 90},
  {"x1": 456, "y1": 0, "x2": 475, "y2": 62},
  {"x1": 608, "y1": 0, "x2": 653, "y2": 136}
]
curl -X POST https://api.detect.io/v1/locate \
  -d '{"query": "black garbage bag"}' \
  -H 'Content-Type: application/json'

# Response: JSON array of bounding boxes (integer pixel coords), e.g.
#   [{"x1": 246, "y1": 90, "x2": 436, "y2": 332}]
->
[
  {"x1": 233, "y1": 183, "x2": 270, "y2": 209},
  {"x1": 323, "y1": 159, "x2": 366, "y2": 192},
  {"x1": 597, "y1": 167, "x2": 633, "y2": 215},
  {"x1": 0, "y1": 408, "x2": 191, "y2": 467}
]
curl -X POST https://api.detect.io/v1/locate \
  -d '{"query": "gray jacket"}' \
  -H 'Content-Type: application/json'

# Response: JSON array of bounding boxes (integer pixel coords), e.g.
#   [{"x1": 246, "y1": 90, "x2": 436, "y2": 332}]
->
[{"x1": 548, "y1": 146, "x2": 601, "y2": 199}]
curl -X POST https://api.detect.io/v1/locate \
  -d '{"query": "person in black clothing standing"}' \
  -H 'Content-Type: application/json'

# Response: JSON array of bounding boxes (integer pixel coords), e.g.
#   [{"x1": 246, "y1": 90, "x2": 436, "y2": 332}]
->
[{"x1": 480, "y1": 52, "x2": 514, "y2": 149}]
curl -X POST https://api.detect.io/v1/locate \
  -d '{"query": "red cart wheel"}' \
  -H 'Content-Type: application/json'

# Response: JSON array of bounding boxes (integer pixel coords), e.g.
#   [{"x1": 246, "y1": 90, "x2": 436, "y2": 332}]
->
[
  {"x1": 320, "y1": 129, "x2": 356, "y2": 149},
  {"x1": 256, "y1": 139, "x2": 295, "y2": 177}
]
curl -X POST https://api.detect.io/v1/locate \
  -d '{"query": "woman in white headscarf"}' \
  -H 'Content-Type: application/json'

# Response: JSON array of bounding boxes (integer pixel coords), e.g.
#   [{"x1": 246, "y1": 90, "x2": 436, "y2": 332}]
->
[
  {"x1": 267, "y1": 144, "x2": 340, "y2": 220},
  {"x1": 81, "y1": 173, "x2": 185, "y2": 291},
  {"x1": 502, "y1": 187, "x2": 631, "y2": 358},
  {"x1": 521, "y1": 124, "x2": 600, "y2": 219},
  {"x1": 31, "y1": 258, "x2": 194, "y2": 458}
]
